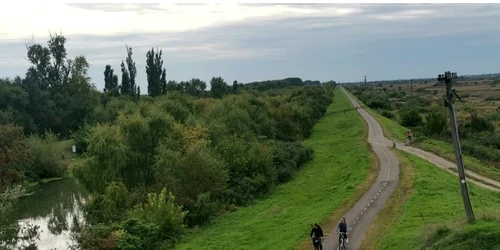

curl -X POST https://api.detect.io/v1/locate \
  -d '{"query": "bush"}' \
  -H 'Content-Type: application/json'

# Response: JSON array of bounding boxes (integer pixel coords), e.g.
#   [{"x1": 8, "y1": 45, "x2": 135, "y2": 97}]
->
[
  {"x1": 485, "y1": 95, "x2": 500, "y2": 101},
  {"x1": 24, "y1": 131, "x2": 64, "y2": 180},
  {"x1": 423, "y1": 109, "x2": 449, "y2": 139},
  {"x1": 183, "y1": 192, "x2": 220, "y2": 227},
  {"x1": 273, "y1": 141, "x2": 314, "y2": 183},
  {"x1": 462, "y1": 140, "x2": 500, "y2": 163},
  {"x1": 71, "y1": 123, "x2": 93, "y2": 154},
  {"x1": 380, "y1": 109, "x2": 395, "y2": 119},
  {"x1": 126, "y1": 188, "x2": 187, "y2": 241},
  {"x1": 399, "y1": 109, "x2": 423, "y2": 127},
  {"x1": 462, "y1": 116, "x2": 495, "y2": 136}
]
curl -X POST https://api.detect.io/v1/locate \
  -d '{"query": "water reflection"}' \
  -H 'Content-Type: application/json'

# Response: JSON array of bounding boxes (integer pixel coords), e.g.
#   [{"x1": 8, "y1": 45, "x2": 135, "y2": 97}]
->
[{"x1": 7, "y1": 178, "x2": 89, "y2": 250}]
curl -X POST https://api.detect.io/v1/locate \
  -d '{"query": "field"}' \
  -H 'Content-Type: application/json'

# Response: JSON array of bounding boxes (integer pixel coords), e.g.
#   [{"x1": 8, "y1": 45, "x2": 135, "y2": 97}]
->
[
  {"x1": 364, "y1": 150, "x2": 500, "y2": 250},
  {"x1": 376, "y1": 79, "x2": 500, "y2": 129},
  {"x1": 346, "y1": 80, "x2": 500, "y2": 182},
  {"x1": 174, "y1": 87, "x2": 372, "y2": 249}
]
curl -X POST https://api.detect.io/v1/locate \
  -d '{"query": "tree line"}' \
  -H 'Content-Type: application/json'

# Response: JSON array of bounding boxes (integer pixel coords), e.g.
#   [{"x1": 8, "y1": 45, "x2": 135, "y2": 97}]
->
[{"x1": 0, "y1": 33, "x2": 337, "y2": 249}]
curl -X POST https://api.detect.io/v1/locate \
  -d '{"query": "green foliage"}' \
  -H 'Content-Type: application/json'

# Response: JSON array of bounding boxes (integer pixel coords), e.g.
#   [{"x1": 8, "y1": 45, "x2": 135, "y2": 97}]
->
[
  {"x1": 154, "y1": 136, "x2": 228, "y2": 208},
  {"x1": 423, "y1": 109, "x2": 449, "y2": 139},
  {"x1": 0, "y1": 124, "x2": 30, "y2": 190},
  {"x1": 423, "y1": 221, "x2": 500, "y2": 250},
  {"x1": 127, "y1": 188, "x2": 187, "y2": 240},
  {"x1": 1, "y1": 33, "x2": 340, "y2": 249},
  {"x1": 380, "y1": 109, "x2": 395, "y2": 119},
  {"x1": 71, "y1": 123, "x2": 93, "y2": 154},
  {"x1": 24, "y1": 131, "x2": 65, "y2": 180},
  {"x1": 103, "y1": 65, "x2": 119, "y2": 93},
  {"x1": 399, "y1": 108, "x2": 423, "y2": 127},
  {"x1": 146, "y1": 48, "x2": 166, "y2": 97},
  {"x1": 210, "y1": 77, "x2": 228, "y2": 99},
  {"x1": 174, "y1": 87, "x2": 370, "y2": 250},
  {"x1": 273, "y1": 141, "x2": 313, "y2": 183}
]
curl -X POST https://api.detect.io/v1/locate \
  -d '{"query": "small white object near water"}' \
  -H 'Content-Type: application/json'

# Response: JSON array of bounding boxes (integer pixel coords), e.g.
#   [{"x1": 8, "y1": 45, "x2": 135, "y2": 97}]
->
[{"x1": 72, "y1": 145, "x2": 76, "y2": 153}]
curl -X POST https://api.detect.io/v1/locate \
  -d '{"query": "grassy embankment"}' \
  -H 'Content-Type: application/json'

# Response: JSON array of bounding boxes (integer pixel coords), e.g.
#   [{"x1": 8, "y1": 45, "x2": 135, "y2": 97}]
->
[
  {"x1": 345, "y1": 89, "x2": 500, "y2": 182},
  {"x1": 174, "y1": 87, "x2": 376, "y2": 250},
  {"x1": 361, "y1": 150, "x2": 500, "y2": 249}
]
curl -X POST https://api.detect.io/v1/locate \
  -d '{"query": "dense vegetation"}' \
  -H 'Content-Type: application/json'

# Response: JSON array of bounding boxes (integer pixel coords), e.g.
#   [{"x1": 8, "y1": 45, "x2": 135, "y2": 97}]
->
[
  {"x1": 175, "y1": 87, "x2": 372, "y2": 249},
  {"x1": 346, "y1": 84, "x2": 500, "y2": 168},
  {"x1": 0, "y1": 33, "x2": 337, "y2": 249}
]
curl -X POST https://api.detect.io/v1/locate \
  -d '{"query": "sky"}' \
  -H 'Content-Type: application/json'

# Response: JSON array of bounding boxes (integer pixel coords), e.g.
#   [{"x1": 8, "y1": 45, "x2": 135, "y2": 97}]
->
[{"x1": 1, "y1": 3, "x2": 500, "y2": 91}]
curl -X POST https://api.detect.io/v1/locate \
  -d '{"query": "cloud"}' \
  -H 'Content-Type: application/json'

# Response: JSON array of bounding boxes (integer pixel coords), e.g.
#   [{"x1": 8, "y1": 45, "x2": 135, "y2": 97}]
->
[{"x1": 2, "y1": 3, "x2": 500, "y2": 87}]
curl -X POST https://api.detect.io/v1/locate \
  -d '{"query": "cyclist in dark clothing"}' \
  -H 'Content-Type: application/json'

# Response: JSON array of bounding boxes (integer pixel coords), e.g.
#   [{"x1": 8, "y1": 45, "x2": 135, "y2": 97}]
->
[
  {"x1": 336, "y1": 217, "x2": 348, "y2": 246},
  {"x1": 310, "y1": 223, "x2": 323, "y2": 250}
]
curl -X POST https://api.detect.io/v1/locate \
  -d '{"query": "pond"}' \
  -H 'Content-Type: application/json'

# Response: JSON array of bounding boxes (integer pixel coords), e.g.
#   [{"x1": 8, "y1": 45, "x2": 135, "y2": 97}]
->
[{"x1": 6, "y1": 178, "x2": 90, "y2": 250}]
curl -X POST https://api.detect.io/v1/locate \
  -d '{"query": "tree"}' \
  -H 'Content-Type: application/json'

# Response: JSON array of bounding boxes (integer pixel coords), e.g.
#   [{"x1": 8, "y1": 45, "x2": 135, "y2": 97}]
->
[
  {"x1": 146, "y1": 48, "x2": 166, "y2": 97},
  {"x1": 232, "y1": 80, "x2": 238, "y2": 93},
  {"x1": 210, "y1": 77, "x2": 228, "y2": 99},
  {"x1": 104, "y1": 65, "x2": 118, "y2": 92},
  {"x1": 120, "y1": 61, "x2": 131, "y2": 95},
  {"x1": 184, "y1": 79, "x2": 206, "y2": 97},
  {"x1": 0, "y1": 124, "x2": 30, "y2": 190},
  {"x1": 126, "y1": 46, "x2": 137, "y2": 96},
  {"x1": 23, "y1": 33, "x2": 99, "y2": 137}
]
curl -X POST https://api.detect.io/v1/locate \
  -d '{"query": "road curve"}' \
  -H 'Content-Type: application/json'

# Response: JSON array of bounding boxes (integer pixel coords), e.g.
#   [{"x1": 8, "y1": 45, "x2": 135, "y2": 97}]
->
[
  {"x1": 322, "y1": 88, "x2": 400, "y2": 250},
  {"x1": 342, "y1": 88, "x2": 500, "y2": 192}
]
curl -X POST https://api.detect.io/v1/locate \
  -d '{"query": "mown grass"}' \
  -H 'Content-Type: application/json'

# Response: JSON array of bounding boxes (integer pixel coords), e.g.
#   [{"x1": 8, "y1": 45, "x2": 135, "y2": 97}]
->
[
  {"x1": 345, "y1": 90, "x2": 500, "y2": 182},
  {"x1": 174, "y1": 87, "x2": 372, "y2": 250},
  {"x1": 360, "y1": 149, "x2": 417, "y2": 249},
  {"x1": 374, "y1": 151, "x2": 500, "y2": 250}
]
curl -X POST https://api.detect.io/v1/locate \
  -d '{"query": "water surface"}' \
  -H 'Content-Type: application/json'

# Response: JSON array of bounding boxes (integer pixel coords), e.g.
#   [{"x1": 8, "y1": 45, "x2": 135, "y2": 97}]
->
[{"x1": 8, "y1": 178, "x2": 89, "y2": 250}]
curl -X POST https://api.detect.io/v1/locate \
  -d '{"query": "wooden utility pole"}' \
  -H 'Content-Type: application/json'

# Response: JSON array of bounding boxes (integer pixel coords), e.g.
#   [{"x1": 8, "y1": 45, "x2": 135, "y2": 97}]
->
[{"x1": 438, "y1": 71, "x2": 475, "y2": 223}]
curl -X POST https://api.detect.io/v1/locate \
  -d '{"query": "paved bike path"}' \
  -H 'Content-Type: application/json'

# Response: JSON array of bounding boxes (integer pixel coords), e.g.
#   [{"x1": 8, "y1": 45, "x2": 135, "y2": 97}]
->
[{"x1": 322, "y1": 88, "x2": 400, "y2": 250}]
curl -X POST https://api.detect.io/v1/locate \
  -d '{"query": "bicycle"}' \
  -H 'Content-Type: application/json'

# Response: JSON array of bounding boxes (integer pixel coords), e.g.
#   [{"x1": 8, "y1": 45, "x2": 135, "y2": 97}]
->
[
  {"x1": 312, "y1": 237, "x2": 323, "y2": 250},
  {"x1": 337, "y1": 232, "x2": 348, "y2": 250}
]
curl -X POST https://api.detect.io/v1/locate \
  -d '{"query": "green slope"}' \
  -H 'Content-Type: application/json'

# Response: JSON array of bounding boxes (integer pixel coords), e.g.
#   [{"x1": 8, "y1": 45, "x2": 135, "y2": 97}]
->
[{"x1": 174, "y1": 87, "x2": 372, "y2": 250}]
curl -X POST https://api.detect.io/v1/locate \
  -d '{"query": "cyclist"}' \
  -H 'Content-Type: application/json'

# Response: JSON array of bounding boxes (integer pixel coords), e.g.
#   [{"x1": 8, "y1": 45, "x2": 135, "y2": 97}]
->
[
  {"x1": 405, "y1": 130, "x2": 412, "y2": 145},
  {"x1": 310, "y1": 223, "x2": 323, "y2": 250},
  {"x1": 336, "y1": 217, "x2": 348, "y2": 246}
]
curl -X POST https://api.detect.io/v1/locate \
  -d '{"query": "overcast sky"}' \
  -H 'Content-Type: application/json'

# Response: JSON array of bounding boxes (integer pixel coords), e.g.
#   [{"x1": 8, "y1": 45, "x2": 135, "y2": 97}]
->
[{"x1": 1, "y1": 3, "x2": 500, "y2": 91}]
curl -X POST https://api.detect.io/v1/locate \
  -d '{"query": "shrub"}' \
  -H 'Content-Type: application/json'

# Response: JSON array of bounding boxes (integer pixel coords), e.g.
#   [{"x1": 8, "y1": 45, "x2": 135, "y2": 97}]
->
[
  {"x1": 126, "y1": 188, "x2": 187, "y2": 241},
  {"x1": 399, "y1": 109, "x2": 423, "y2": 127},
  {"x1": 71, "y1": 123, "x2": 93, "y2": 154},
  {"x1": 423, "y1": 109, "x2": 449, "y2": 139},
  {"x1": 273, "y1": 141, "x2": 314, "y2": 183},
  {"x1": 183, "y1": 192, "x2": 220, "y2": 227},
  {"x1": 380, "y1": 109, "x2": 395, "y2": 119},
  {"x1": 24, "y1": 131, "x2": 64, "y2": 180},
  {"x1": 485, "y1": 95, "x2": 500, "y2": 101}
]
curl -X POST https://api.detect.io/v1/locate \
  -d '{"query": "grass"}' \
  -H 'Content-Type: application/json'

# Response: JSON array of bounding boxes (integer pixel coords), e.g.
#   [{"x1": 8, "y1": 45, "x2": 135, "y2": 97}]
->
[
  {"x1": 371, "y1": 151, "x2": 500, "y2": 250},
  {"x1": 345, "y1": 90, "x2": 500, "y2": 182},
  {"x1": 360, "y1": 149, "x2": 417, "y2": 249},
  {"x1": 174, "y1": 87, "x2": 373, "y2": 250},
  {"x1": 422, "y1": 220, "x2": 500, "y2": 249}
]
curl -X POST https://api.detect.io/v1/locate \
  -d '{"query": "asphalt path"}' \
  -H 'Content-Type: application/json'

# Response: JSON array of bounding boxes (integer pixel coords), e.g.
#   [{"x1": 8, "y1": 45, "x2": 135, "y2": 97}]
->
[{"x1": 322, "y1": 88, "x2": 400, "y2": 250}]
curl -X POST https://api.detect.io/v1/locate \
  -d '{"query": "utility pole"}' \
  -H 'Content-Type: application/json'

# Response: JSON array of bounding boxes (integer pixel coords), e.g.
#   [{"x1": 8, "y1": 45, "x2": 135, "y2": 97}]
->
[
  {"x1": 438, "y1": 71, "x2": 475, "y2": 223},
  {"x1": 364, "y1": 75, "x2": 366, "y2": 85}
]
